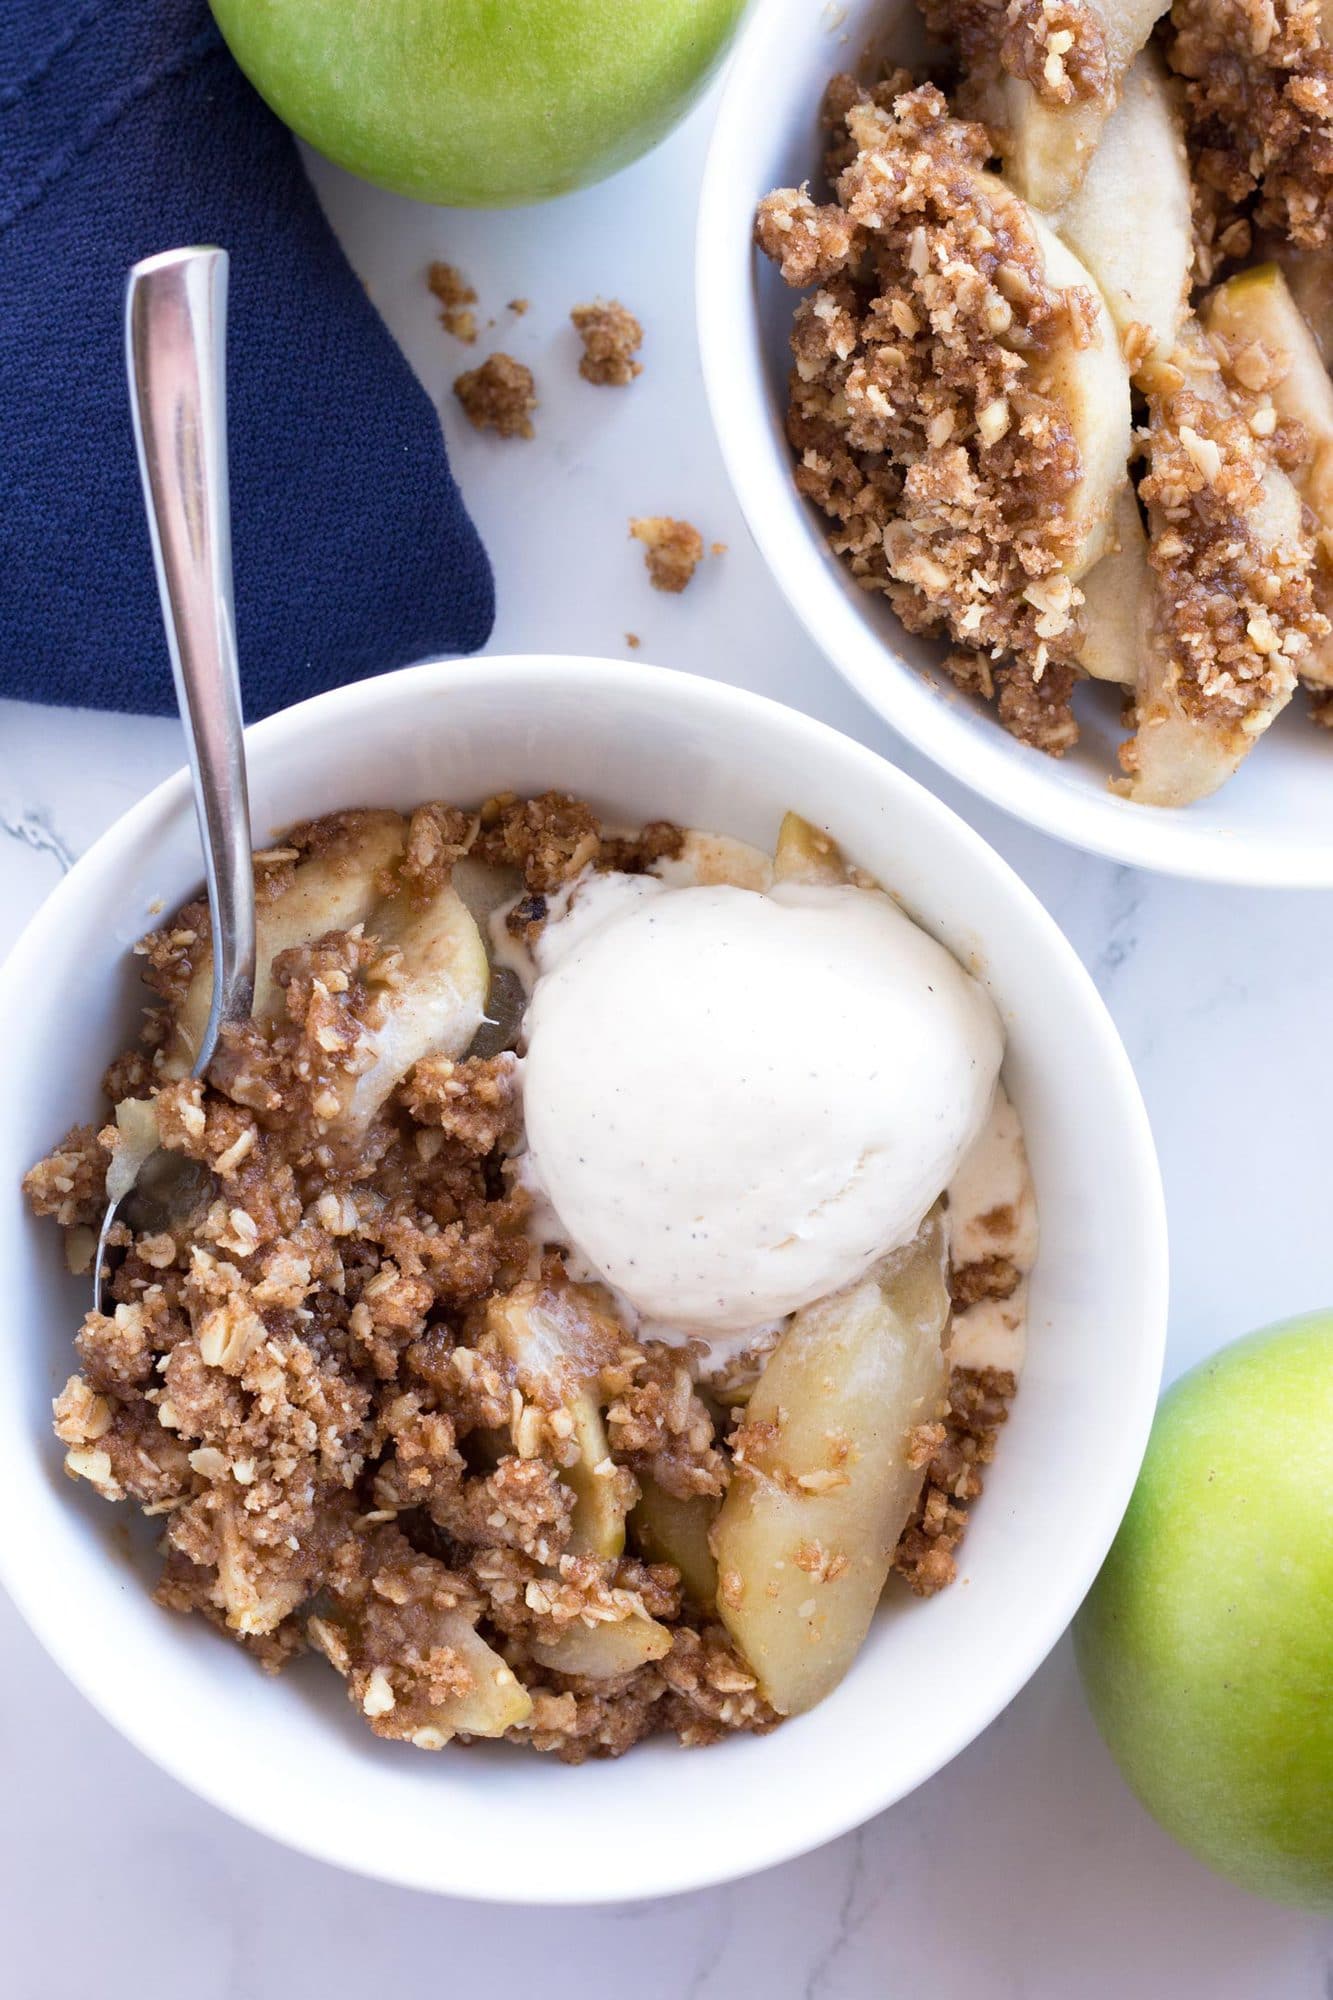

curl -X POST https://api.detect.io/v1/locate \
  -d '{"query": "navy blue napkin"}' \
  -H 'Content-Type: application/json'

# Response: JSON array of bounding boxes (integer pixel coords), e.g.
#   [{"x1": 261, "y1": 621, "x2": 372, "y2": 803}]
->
[{"x1": 1, "y1": 0, "x2": 494, "y2": 719}]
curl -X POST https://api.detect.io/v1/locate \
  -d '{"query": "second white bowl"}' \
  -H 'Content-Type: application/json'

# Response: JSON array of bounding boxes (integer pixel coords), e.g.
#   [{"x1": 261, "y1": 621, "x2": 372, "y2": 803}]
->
[{"x1": 697, "y1": 0, "x2": 1333, "y2": 885}]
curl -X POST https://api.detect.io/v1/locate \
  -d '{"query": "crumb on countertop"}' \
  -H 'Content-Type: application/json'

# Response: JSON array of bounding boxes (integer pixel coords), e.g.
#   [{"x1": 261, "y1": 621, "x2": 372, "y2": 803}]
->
[
  {"x1": 427, "y1": 261, "x2": 478, "y2": 345},
  {"x1": 626, "y1": 632, "x2": 641, "y2": 648},
  {"x1": 630, "y1": 516, "x2": 705, "y2": 592},
  {"x1": 453, "y1": 354, "x2": 538, "y2": 439},
  {"x1": 508, "y1": 298, "x2": 530, "y2": 315},
  {"x1": 571, "y1": 299, "x2": 644, "y2": 385}
]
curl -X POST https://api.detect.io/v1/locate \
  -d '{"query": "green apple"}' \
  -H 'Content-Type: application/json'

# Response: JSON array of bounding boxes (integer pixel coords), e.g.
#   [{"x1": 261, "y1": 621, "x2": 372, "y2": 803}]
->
[
  {"x1": 209, "y1": 0, "x2": 747, "y2": 207},
  {"x1": 1074, "y1": 1315, "x2": 1333, "y2": 1911}
]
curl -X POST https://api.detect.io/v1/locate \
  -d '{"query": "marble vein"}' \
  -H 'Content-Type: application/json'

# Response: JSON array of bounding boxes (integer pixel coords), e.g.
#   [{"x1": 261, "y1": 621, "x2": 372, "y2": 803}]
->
[
  {"x1": 0, "y1": 805, "x2": 75, "y2": 875},
  {"x1": 804, "y1": 1827, "x2": 876, "y2": 2000},
  {"x1": 1090, "y1": 864, "x2": 1144, "y2": 992}
]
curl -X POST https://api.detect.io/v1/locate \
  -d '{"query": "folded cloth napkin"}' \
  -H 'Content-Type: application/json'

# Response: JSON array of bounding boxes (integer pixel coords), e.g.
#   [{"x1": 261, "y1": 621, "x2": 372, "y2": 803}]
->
[{"x1": 1, "y1": 0, "x2": 494, "y2": 719}]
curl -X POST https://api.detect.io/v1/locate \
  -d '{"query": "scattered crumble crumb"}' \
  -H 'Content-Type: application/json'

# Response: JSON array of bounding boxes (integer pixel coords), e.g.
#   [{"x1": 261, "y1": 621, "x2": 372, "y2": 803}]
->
[
  {"x1": 630, "y1": 516, "x2": 705, "y2": 593},
  {"x1": 427, "y1": 261, "x2": 478, "y2": 345},
  {"x1": 453, "y1": 354, "x2": 537, "y2": 440},
  {"x1": 508, "y1": 298, "x2": 530, "y2": 316},
  {"x1": 571, "y1": 300, "x2": 644, "y2": 386},
  {"x1": 626, "y1": 632, "x2": 641, "y2": 649}
]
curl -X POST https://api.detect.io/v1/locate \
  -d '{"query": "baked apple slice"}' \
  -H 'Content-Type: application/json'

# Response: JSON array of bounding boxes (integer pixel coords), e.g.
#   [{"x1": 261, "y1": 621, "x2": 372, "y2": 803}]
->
[
  {"x1": 486, "y1": 1274, "x2": 633, "y2": 1561},
  {"x1": 981, "y1": 178, "x2": 1133, "y2": 578},
  {"x1": 1120, "y1": 320, "x2": 1317, "y2": 804},
  {"x1": 1075, "y1": 482, "x2": 1149, "y2": 687},
  {"x1": 167, "y1": 807, "x2": 489, "y2": 1133},
  {"x1": 168, "y1": 808, "x2": 407, "y2": 1073},
  {"x1": 630, "y1": 1478, "x2": 718, "y2": 1609},
  {"x1": 772, "y1": 810, "x2": 846, "y2": 886},
  {"x1": 968, "y1": 0, "x2": 1171, "y2": 213},
  {"x1": 336, "y1": 878, "x2": 489, "y2": 1134},
  {"x1": 529, "y1": 1614, "x2": 673, "y2": 1679},
  {"x1": 713, "y1": 1206, "x2": 950, "y2": 1716},
  {"x1": 1055, "y1": 51, "x2": 1193, "y2": 373},
  {"x1": 1273, "y1": 247, "x2": 1333, "y2": 363},
  {"x1": 309, "y1": 1591, "x2": 532, "y2": 1746}
]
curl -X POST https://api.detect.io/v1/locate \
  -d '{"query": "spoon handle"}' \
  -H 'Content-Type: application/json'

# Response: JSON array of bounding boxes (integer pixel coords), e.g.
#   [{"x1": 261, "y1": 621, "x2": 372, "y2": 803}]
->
[{"x1": 126, "y1": 247, "x2": 256, "y2": 1073}]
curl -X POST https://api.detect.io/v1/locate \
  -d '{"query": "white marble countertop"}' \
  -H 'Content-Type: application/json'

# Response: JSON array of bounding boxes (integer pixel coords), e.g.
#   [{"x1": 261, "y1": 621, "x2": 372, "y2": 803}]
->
[{"x1": 2, "y1": 70, "x2": 1331, "y2": 2000}]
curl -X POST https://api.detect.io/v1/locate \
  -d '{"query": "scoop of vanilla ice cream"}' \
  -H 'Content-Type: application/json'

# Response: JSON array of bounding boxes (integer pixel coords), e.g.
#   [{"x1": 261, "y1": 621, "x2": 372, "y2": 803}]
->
[{"x1": 519, "y1": 876, "x2": 1003, "y2": 1333}]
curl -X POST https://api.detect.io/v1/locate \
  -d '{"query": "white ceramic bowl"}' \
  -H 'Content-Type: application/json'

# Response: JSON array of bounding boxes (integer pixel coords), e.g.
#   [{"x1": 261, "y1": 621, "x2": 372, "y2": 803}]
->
[
  {"x1": 697, "y1": 0, "x2": 1333, "y2": 886},
  {"x1": 0, "y1": 657, "x2": 1166, "y2": 1901}
]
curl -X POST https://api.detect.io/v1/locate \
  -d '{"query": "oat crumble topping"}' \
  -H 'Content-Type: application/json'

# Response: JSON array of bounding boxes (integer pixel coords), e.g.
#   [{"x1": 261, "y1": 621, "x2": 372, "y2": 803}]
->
[
  {"x1": 1165, "y1": 0, "x2": 1333, "y2": 273},
  {"x1": 757, "y1": 81, "x2": 1097, "y2": 751},
  {"x1": 922, "y1": 0, "x2": 1110, "y2": 108},
  {"x1": 1120, "y1": 329, "x2": 1325, "y2": 789},
  {"x1": 895, "y1": 1365, "x2": 1017, "y2": 1594}
]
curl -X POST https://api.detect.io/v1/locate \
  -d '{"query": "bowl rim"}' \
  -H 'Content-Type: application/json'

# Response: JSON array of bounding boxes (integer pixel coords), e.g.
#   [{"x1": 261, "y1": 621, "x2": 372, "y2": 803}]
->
[
  {"x1": 695, "y1": 0, "x2": 1333, "y2": 889},
  {"x1": 0, "y1": 654, "x2": 1169, "y2": 1900}
]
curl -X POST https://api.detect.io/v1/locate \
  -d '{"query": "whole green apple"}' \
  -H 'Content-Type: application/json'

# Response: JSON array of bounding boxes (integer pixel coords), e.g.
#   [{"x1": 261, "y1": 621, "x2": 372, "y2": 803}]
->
[
  {"x1": 1074, "y1": 1314, "x2": 1333, "y2": 1912},
  {"x1": 209, "y1": 0, "x2": 748, "y2": 207}
]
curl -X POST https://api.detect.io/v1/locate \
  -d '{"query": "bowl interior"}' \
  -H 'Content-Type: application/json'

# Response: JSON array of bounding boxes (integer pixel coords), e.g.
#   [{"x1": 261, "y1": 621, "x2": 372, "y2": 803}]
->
[
  {"x1": 0, "y1": 659, "x2": 1165, "y2": 1901},
  {"x1": 697, "y1": 0, "x2": 1333, "y2": 884}
]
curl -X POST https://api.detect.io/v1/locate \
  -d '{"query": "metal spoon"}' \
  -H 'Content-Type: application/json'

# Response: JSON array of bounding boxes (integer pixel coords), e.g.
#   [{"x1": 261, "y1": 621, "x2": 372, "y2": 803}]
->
[{"x1": 92, "y1": 247, "x2": 257, "y2": 1312}]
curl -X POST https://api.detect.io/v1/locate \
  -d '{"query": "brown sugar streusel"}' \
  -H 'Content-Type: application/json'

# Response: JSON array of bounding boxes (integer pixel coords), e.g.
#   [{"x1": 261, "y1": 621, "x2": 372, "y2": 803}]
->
[
  {"x1": 1165, "y1": 0, "x2": 1333, "y2": 275},
  {"x1": 453, "y1": 354, "x2": 537, "y2": 439},
  {"x1": 756, "y1": 80, "x2": 1094, "y2": 754}
]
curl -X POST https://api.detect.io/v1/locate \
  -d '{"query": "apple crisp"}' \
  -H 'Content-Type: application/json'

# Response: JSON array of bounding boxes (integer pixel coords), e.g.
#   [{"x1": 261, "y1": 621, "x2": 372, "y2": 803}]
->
[
  {"x1": 26, "y1": 796, "x2": 1030, "y2": 1760},
  {"x1": 759, "y1": 2, "x2": 1333, "y2": 803}
]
